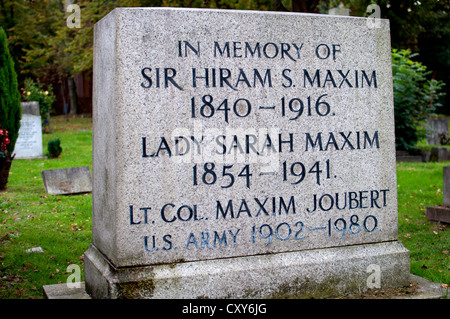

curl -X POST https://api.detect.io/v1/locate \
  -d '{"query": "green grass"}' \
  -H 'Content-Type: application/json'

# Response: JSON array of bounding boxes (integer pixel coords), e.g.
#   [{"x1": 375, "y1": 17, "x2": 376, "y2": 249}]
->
[
  {"x1": 0, "y1": 115, "x2": 92, "y2": 298},
  {"x1": 396, "y1": 161, "x2": 450, "y2": 286},
  {"x1": 0, "y1": 115, "x2": 449, "y2": 298},
  {"x1": 415, "y1": 117, "x2": 450, "y2": 152}
]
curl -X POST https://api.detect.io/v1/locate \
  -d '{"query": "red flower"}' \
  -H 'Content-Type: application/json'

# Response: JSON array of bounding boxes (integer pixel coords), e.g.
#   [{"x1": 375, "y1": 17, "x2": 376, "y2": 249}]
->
[{"x1": 0, "y1": 124, "x2": 10, "y2": 154}]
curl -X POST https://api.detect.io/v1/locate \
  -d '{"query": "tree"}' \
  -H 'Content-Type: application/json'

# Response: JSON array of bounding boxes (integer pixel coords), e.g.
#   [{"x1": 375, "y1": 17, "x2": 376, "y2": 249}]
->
[
  {"x1": 0, "y1": 26, "x2": 21, "y2": 190},
  {"x1": 327, "y1": 0, "x2": 450, "y2": 114},
  {"x1": 392, "y1": 49, "x2": 445, "y2": 151},
  {"x1": 0, "y1": 26, "x2": 21, "y2": 153},
  {"x1": 18, "y1": 0, "x2": 162, "y2": 114}
]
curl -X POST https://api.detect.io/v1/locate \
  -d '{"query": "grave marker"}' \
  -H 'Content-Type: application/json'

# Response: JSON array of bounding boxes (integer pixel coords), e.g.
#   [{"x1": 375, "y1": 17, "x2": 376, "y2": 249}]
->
[
  {"x1": 84, "y1": 8, "x2": 410, "y2": 299},
  {"x1": 14, "y1": 102, "x2": 43, "y2": 159},
  {"x1": 42, "y1": 166, "x2": 92, "y2": 195},
  {"x1": 426, "y1": 165, "x2": 450, "y2": 224},
  {"x1": 426, "y1": 118, "x2": 449, "y2": 145}
]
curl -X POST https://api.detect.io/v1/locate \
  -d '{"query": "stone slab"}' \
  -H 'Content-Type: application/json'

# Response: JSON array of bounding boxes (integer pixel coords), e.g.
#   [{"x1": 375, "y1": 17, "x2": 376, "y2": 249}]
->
[
  {"x1": 444, "y1": 165, "x2": 450, "y2": 206},
  {"x1": 44, "y1": 273, "x2": 446, "y2": 299},
  {"x1": 42, "y1": 166, "x2": 92, "y2": 195},
  {"x1": 92, "y1": 7, "x2": 398, "y2": 268},
  {"x1": 87, "y1": 7, "x2": 408, "y2": 299},
  {"x1": 21, "y1": 101, "x2": 40, "y2": 116},
  {"x1": 25, "y1": 246, "x2": 44, "y2": 254},
  {"x1": 426, "y1": 119, "x2": 449, "y2": 145},
  {"x1": 84, "y1": 241, "x2": 410, "y2": 299},
  {"x1": 394, "y1": 274, "x2": 447, "y2": 300},
  {"x1": 430, "y1": 147, "x2": 450, "y2": 162},
  {"x1": 328, "y1": 7, "x2": 350, "y2": 16},
  {"x1": 14, "y1": 102, "x2": 43, "y2": 159},
  {"x1": 425, "y1": 206, "x2": 450, "y2": 224},
  {"x1": 396, "y1": 151, "x2": 423, "y2": 162}
]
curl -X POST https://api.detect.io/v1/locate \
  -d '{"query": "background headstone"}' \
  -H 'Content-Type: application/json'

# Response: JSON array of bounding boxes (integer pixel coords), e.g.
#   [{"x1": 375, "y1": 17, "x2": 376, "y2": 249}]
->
[
  {"x1": 42, "y1": 166, "x2": 92, "y2": 195},
  {"x1": 426, "y1": 165, "x2": 450, "y2": 224},
  {"x1": 430, "y1": 147, "x2": 450, "y2": 162},
  {"x1": 85, "y1": 8, "x2": 410, "y2": 299},
  {"x1": 328, "y1": 5, "x2": 350, "y2": 16},
  {"x1": 426, "y1": 118, "x2": 449, "y2": 145},
  {"x1": 444, "y1": 165, "x2": 450, "y2": 206},
  {"x1": 14, "y1": 102, "x2": 43, "y2": 159}
]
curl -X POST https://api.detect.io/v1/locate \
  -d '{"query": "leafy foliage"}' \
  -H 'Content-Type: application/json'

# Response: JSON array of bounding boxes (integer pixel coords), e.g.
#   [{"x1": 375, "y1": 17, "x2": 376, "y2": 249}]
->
[
  {"x1": 0, "y1": 26, "x2": 21, "y2": 155},
  {"x1": 392, "y1": 49, "x2": 445, "y2": 151},
  {"x1": 0, "y1": 123, "x2": 11, "y2": 158},
  {"x1": 47, "y1": 138, "x2": 62, "y2": 158},
  {"x1": 22, "y1": 78, "x2": 56, "y2": 128}
]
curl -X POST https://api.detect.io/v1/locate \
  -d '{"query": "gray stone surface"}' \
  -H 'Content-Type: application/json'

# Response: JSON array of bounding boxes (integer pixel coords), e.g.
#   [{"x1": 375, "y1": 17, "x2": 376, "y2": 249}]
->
[
  {"x1": 426, "y1": 165, "x2": 450, "y2": 224},
  {"x1": 396, "y1": 150, "x2": 423, "y2": 162},
  {"x1": 21, "y1": 101, "x2": 40, "y2": 116},
  {"x1": 430, "y1": 147, "x2": 450, "y2": 162},
  {"x1": 14, "y1": 102, "x2": 43, "y2": 159},
  {"x1": 43, "y1": 282, "x2": 91, "y2": 299},
  {"x1": 394, "y1": 274, "x2": 447, "y2": 299},
  {"x1": 42, "y1": 166, "x2": 92, "y2": 195},
  {"x1": 87, "y1": 7, "x2": 407, "y2": 298},
  {"x1": 25, "y1": 246, "x2": 44, "y2": 254},
  {"x1": 426, "y1": 119, "x2": 449, "y2": 145},
  {"x1": 92, "y1": 7, "x2": 398, "y2": 267},
  {"x1": 85, "y1": 241, "x2": 410, "y2": 299},
  {"x1": 328, "y1": 6, "x2": 350, "y2": 16},
  {"x1": 425, "y1": 206, "x2": 450, "y2": 224}
]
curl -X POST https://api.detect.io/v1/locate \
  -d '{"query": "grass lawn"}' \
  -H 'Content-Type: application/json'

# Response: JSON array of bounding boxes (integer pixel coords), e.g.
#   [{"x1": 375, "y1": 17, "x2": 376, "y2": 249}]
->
[
  {"x1": 0, "y1": 115, "x2": 449, "y2": 299},
  {"x1": 397, "y1": 161, "x2": 450, "y2": 286},
  {"x1": 0, "y1": 115, "x2": 92, "y2": 298}
]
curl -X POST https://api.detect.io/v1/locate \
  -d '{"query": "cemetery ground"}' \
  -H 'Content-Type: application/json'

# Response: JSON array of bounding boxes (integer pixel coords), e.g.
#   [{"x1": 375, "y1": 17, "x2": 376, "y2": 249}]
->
[{"x1": 0, "y1": 115, "x2": 448, "y2": 299}]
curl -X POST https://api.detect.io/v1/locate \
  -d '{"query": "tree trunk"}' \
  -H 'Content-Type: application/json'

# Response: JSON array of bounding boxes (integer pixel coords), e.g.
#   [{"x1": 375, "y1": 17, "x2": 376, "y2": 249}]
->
[
  {"x1": 0, "y1": 155, "x2": 14, "y2": 191},
  {"x1": 68, "y1": 76, "x2": 78, "y2": 115}
]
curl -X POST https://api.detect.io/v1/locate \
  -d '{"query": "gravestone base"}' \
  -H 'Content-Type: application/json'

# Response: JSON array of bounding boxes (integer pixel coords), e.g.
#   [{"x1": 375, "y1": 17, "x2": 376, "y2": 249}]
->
[
  {"x1": 41, "y1": 166, "x2": 92, "y2": 195},
  {"x1": 84, "y1": 241, "x2": 410, "y2": 299},
  {"x1": 425, "y1": 206, "x2": 450, "y2": 224}
]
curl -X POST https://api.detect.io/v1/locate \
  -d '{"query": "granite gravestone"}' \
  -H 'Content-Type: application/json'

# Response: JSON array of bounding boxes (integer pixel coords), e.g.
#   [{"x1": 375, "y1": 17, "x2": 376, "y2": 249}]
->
[
  {"x1": 85, "y1": 8, "x2": 410, "y2": 299},
  {"x1": 426, "y1": 118, "x2": 449, "y2": 145},
  {"x1": 14, "y1": 102, "x2": 43, "y2": 159},
  {"x1": 426, "y1": 165, "x2": 450, "y2": 224},
  {"x1": 41, "y1": 166, "x2": 92, "y2": 195}
]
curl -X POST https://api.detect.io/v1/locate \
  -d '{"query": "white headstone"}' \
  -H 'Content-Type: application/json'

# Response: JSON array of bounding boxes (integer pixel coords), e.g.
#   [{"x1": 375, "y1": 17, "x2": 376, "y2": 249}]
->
[{"x1": 14, "y1": 102, "x2": 43, "y2": 159}]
